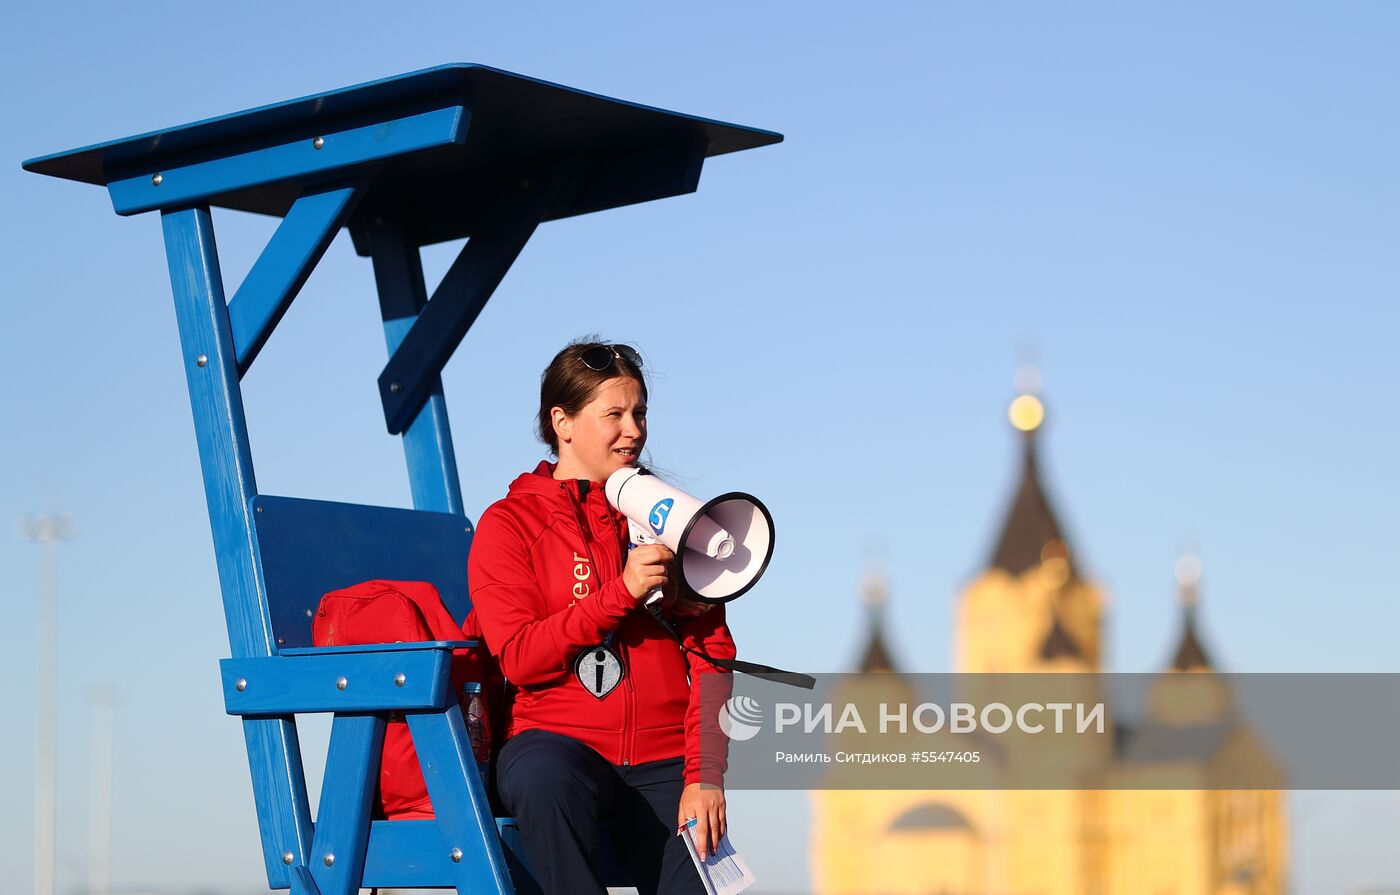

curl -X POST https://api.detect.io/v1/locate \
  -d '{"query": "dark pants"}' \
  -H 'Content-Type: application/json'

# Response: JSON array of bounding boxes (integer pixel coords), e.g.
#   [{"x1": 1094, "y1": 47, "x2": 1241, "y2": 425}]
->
[{"x1": 497, "y1": 729, "x2": 706, "y2": 895}]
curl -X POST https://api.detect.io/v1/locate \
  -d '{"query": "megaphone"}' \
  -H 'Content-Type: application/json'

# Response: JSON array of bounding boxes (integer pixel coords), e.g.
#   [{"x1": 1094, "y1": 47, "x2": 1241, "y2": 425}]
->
[{"x1": 605, "y1": 467, "x2": 775, "y2": 605}]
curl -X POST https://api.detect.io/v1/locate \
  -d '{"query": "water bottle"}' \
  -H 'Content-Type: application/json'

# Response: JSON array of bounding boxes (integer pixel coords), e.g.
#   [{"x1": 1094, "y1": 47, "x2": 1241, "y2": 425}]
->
[{"x1": 464, "y1": 681, "x2": 491, "y2": 789}]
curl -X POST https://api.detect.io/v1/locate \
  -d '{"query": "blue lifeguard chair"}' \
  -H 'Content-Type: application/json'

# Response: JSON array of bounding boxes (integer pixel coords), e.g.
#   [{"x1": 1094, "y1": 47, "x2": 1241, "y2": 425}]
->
[{"x1": 24, "y1": 64, "x2": 779, "y2": 895}]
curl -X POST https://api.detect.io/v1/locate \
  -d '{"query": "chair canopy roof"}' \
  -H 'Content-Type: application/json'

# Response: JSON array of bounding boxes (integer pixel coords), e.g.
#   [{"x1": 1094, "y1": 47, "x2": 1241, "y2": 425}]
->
[{"x1": 23, "y1": 64, "x2": 782, "y2": 246}]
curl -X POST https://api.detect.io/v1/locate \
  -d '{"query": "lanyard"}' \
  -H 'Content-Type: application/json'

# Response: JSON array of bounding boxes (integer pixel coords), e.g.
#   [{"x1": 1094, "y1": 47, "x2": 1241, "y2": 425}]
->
[{"x1": 645, "y1": 603, "x2": 814, "y2": 689}]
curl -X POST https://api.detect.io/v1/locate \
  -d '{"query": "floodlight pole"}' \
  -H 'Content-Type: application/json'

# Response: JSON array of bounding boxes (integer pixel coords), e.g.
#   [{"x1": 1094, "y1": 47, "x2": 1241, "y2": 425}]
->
[
  {"x1": 86, "y1": 688, "x2": 118, "y2": 895},
  {"x1": 23, "y1": 514, "x2": 72, "y2": 895}
]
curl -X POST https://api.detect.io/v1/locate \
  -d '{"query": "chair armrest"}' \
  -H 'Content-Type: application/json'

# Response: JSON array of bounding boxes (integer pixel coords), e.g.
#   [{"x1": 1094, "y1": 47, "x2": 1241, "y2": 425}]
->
[
  {"x1": 278, "y1": 640, "x2": 478, "y2": 657},
  {"x1": 221, "y1": 648, "x2": 459, "y2": 716}
]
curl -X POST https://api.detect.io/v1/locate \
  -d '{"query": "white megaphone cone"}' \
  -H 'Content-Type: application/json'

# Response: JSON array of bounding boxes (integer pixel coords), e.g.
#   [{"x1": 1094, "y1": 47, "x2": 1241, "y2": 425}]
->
[{"x1": 605, "y1": 467, "x2": 775, "y2": 604}]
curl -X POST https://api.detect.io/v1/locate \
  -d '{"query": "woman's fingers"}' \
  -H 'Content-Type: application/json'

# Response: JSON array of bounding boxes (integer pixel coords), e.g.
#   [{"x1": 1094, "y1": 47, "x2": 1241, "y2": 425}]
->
[
  {"x1": 637, "y1": 544, "x2": 674, "y2": 564},
  {"x1": 677, "y1": 785, "x2": 727, "y2": 861},
  {"x1": 645, "y1": 546, "x2": 675, "y2": 591},
  {"x1": 623, "y1": 544, "x2": 675, "y2": 599},
  {"x1": 693, "y1": 814, "x2": 711, "y2": 860}
]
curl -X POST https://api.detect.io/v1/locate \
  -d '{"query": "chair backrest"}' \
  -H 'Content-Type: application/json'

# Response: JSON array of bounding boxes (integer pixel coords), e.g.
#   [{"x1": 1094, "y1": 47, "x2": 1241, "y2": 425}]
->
[{"x1": 251, "y1": 495, "x2": 474, "y2": 650}]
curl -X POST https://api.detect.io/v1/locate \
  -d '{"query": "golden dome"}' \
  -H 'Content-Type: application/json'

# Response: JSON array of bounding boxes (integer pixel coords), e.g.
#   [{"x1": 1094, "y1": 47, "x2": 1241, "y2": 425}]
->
[{"x1": 1008, "y1": 394, "x2": 1045, "y2": 432}]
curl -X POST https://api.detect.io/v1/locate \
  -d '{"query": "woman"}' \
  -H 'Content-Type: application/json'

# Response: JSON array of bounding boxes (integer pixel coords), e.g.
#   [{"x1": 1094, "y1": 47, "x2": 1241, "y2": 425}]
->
[{"x1": 469, "y1": 340, "x2": 736, "y2": 895}]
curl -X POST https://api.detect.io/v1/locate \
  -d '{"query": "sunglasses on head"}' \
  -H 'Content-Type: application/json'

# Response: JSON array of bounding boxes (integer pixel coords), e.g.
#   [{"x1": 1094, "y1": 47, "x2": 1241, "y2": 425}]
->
[{"x1": 579, "y1": 344, "x2": 644, "y2": 372}]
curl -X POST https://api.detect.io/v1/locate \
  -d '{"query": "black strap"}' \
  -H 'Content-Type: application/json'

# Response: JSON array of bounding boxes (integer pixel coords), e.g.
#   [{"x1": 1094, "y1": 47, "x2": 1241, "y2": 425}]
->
[{"x1": 647, "y1": 603, "x2": 815, "y2": 689}]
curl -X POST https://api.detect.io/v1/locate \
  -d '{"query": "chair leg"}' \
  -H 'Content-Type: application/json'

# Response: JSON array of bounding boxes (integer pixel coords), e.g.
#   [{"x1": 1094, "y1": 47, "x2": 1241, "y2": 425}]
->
[
  {"x1": 407, "y1": 708, "x2": 516, "y2": 894},
  {"x1": 289, "y1": 865, "x2": 322, "y2": 895},
  {"x1": 308, "y1": 714, "x2": 386, "y2": 895},
  {"x1": 164, "y1": 205, "x2": 316, "y2": 889}
]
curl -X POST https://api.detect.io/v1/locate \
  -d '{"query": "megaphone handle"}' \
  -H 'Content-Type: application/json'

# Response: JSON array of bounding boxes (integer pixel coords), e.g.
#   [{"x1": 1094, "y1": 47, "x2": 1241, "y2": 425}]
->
[{"x1": 628, "y1": 521, "x2": 666, "y2": 605}]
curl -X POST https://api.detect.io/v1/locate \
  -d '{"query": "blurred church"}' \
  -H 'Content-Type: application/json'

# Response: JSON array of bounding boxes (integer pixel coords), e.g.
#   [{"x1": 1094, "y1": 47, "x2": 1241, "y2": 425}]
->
[{"x1": 809, "y1": 382, "x2": 1288, "y2": 895}]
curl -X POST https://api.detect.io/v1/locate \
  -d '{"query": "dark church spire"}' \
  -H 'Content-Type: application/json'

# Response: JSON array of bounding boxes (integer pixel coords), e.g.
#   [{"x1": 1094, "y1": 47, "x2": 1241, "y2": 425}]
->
[
  {"x1": 1169, "y1": 554, "x2": 1214, "y2": 671},
  {"x1": 989, "y1": 378, "x2": 1076, "y2": 577},
  {"x1": 856, "y1": 570, "x2": 897, "y2": 673}
]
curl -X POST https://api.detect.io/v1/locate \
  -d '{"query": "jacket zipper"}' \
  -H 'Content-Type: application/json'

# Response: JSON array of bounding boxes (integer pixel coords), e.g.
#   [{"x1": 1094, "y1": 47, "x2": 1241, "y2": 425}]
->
[
  {"x1": 571, "y1": 482, "x2": 637, "y2": 767},
  {"x1": 622, "y1": 637, "x2": 638, "y2": 765},
  {"x1": 616, "y1": 507, "x2": 637, "y2": 766}
]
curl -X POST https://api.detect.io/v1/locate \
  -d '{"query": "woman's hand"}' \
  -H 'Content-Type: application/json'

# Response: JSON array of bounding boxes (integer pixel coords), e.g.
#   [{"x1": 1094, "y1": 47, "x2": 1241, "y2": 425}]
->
[
  {"x1": 678, "y1": 783, "x2": 726, "y2": 860},
  {"x1": 623, "y1": 544, "x2": 674, "y2": 601}
]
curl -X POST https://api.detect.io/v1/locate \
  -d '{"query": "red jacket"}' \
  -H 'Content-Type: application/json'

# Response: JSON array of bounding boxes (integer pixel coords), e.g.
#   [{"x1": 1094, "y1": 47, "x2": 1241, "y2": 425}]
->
[{"x1": 469, "y1": 461, "x2": 735, "y2": 785}]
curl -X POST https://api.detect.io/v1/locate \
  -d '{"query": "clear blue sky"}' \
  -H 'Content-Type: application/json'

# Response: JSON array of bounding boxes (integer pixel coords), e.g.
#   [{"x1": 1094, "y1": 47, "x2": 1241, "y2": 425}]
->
[{"x1": 3, "y1": 2, "x2": 1398, "y2": 893}]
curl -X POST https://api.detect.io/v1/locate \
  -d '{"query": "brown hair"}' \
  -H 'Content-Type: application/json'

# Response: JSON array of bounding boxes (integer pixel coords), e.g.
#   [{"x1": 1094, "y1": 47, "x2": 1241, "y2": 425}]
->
[{"x1": 537, "y1": 339, "x2": 648, "y2": 455}]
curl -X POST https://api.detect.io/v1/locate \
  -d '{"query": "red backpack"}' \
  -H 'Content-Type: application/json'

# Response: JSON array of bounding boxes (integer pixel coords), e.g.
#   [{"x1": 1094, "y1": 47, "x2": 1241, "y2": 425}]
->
[{"x1": 312, "y1": 579, "x2": 500, "y2": 819}]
